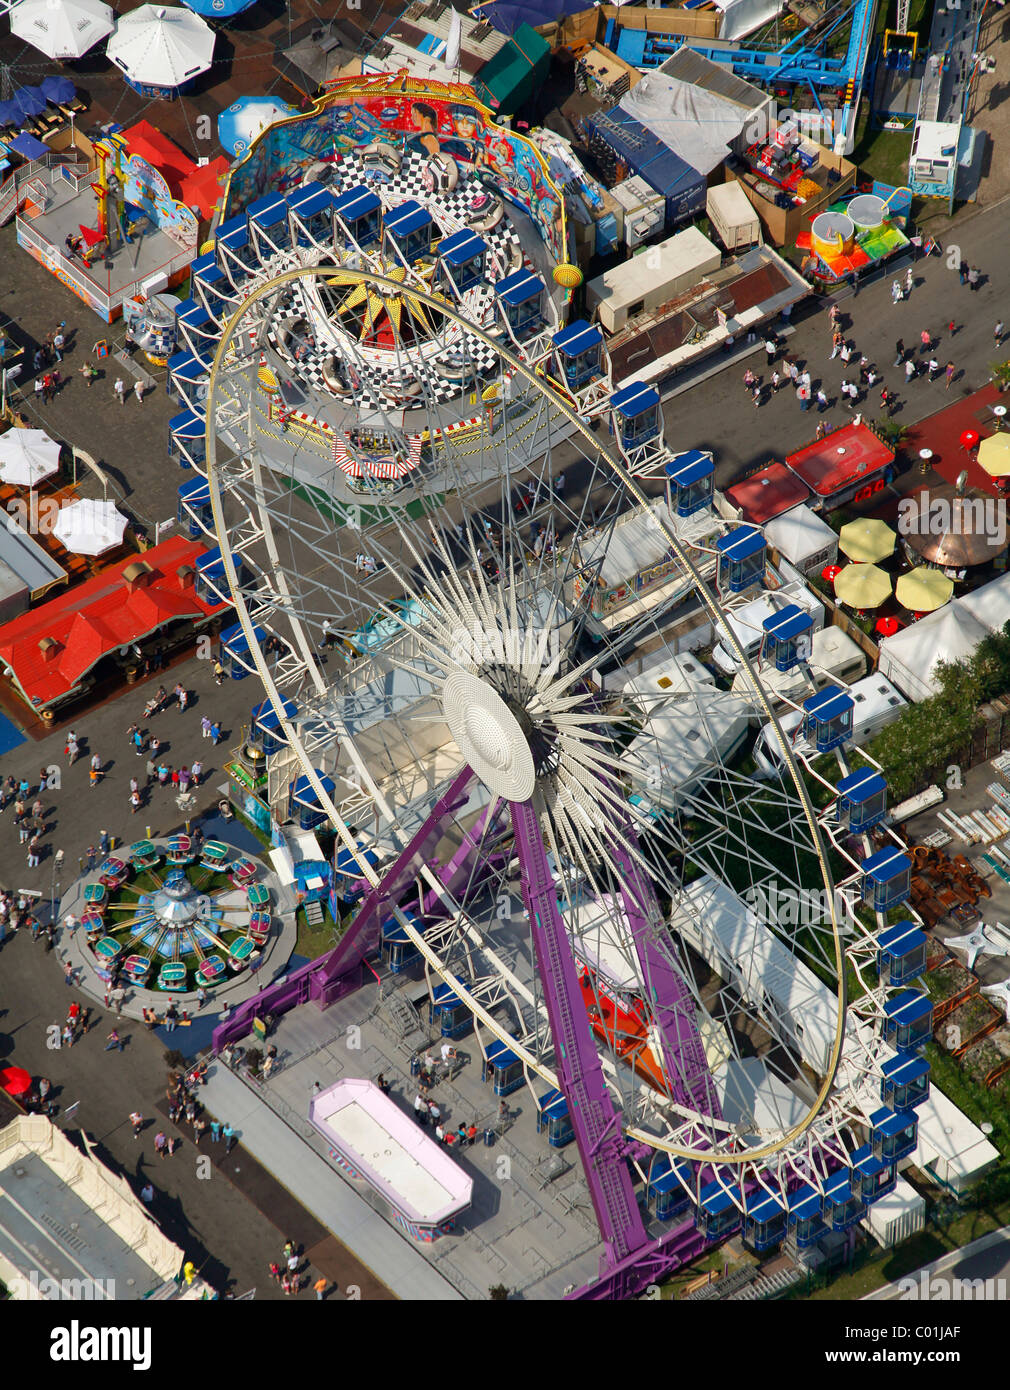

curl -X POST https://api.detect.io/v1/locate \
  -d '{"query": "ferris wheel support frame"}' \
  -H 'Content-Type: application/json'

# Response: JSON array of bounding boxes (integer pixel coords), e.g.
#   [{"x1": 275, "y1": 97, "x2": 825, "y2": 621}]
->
[{"x1": 205, "y1": 265, "x2": 852, "y2": 1291}]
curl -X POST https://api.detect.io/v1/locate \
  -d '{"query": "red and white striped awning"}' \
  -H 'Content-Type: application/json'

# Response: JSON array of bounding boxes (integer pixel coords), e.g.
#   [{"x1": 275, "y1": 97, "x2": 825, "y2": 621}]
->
[{"x1": 332, "y1": 434, "x2": 422, "y2": 480}]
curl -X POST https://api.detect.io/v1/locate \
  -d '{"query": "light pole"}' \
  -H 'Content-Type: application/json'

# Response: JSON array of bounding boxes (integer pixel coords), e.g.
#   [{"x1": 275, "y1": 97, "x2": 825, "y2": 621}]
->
[{"x1": 50, "y1": 848, "x2": 63, "y2": 925}]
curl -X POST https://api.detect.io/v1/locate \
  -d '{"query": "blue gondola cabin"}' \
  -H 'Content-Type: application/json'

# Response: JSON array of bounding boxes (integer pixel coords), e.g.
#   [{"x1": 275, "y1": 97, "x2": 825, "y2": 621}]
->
[
  {"x1": 288, "y1": 772, "x2": 337, "y2": 831},
  {"x1": 553, "y1": 320, "x2": 603, "y2": 392},
  {"x1": 496, "y1": 268, "x2": 543, "y2": 338},
  {"x1": 802, "y1": 686, "x2": 854, "y2": 752},
  {"x1": 862, "y1": 846, "x2": 912, "y2": 912},
  {"x1": 437, "y1": 228, "x2": 486, "y2": 293},
  {"x1": 850, "y1": 1144, "x2": 897, "y2": 1203},
  {"x1": 219, "y1": 621, "x2": 266, "y2": 680},
  {"x1": 837, "y1": 768, "x2": 888, "y2": 831},
  {"x1": 870, "y1": 1106, "x2": 918, "y2": 1162},
  {"x1": 332, "y1": 186, "x2": 381, "y2": 248},
  {"x1": 647, "y1": 1156, "x2": 691, "y2": 1220},
  {"x1": 822, "y1": 1170, "x2": 866, "y2": 1230},
  {"x1": 381, "y1": 911, "x2": 420, "y2": 974},
  {"x1": 385, "y1": 199, "x2": 434, "y2": 263},
  {"x1": 880, "y1": 1053, "x2": 930, "y2": 1110},
  {"x1": 177, "y1": 476, "x2": 212, "y2": 538},
  {"x1": 485, "y1": 1039, "x2": 524, "y2": 1095},
  {"x1": 610, "y1": 381, "x2": 660, "y2": 451},
  {"x1": 664, "y1": 450, "x2": 714, "y2": 517},
  {"x1": 536, "y1": 1089, "x2": 575, "y2": 1148},
  {"x1": 787, "y1": 1185, "x2": 824, "y2": 1248},
  {"x1": 876, "y1": 920, "x2": 927, "y2": 987},
  {"x1": 251, "y1": 697, "x2": 297, "y2": 756},
  {"x1": 883, "y1": 990, "x2": 932, "y2": 1051},
  {"x1": 430, "y1": 982, "x2": 471, "y2": 1040},
  {"x1": 715, "y1": 525, "x2": 766, "y2": 592},
  {"x1": 697, "y1": 1181, "x2": 742, "y2": 1241},
  {"x1": 762, "y1": 604, "x2": 814, "y2": 672},
  {"x1": 743, "y1": 1191, "x2": 787, "y2": 1251}
]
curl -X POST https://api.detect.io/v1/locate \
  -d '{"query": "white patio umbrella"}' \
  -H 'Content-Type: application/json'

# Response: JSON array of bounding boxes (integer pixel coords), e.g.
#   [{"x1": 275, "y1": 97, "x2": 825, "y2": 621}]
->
[
  {"x1": 0, "y1": 427, "x2": 60, "y2": 487},
  {"x1": 52, "y1": 498, "x2": 128, "y2": 556},
  {"x1": 9, "y1": 0, "x2": 114, "y2": 61},
  {"x1": 106, "y1": 4, "x2": 216, "y2": 93}
]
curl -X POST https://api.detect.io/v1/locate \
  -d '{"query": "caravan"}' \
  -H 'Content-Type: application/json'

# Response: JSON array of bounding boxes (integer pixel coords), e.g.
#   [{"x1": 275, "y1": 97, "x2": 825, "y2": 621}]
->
[
  {"x1": 732, "y1": 625, "x2": 866, "y2": 709},
  {"x1": 753, "y1": 674, "x2": 907, "y2": 776}
]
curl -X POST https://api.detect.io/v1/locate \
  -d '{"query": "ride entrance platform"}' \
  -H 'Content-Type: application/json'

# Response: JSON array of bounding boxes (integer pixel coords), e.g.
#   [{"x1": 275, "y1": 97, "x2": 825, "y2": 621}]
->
[{"x1": 205, "y1": 980, "x2": 629, "y2": 1298}]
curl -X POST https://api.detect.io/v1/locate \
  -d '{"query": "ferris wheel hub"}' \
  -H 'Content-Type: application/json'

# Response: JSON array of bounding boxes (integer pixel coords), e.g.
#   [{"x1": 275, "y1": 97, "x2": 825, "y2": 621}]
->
[{"x1": 443, "y1": 671, "x2": 536, "y2": 801}]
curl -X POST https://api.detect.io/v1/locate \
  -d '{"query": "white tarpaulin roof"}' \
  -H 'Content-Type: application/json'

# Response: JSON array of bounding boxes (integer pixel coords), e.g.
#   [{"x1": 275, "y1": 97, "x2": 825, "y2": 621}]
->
[
  {"x1": 620, "y1": 72, "x2": 752, "y2": 176},
  {"x1": 764, "y1": 503, "x2": 837, "y2": 567},
  {"x1": 877, "y1": 604, "x2": 988, "y2": 702},
  {"x1": 712, "y1": 0, "x2": 784, "y2": 43},
  {"x1": 956, "y1": 570, "x2": 1010, "y2": 634}
]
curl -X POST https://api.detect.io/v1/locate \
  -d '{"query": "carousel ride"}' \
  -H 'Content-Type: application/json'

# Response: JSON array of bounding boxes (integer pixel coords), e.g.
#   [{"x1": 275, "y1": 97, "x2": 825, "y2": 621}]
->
[
  {"x1": 80, "y1": 835, "x2": 274, "y2": 993},
  {"x1": 169, "y1": 81, "x2": 935, "y2": 1300}
]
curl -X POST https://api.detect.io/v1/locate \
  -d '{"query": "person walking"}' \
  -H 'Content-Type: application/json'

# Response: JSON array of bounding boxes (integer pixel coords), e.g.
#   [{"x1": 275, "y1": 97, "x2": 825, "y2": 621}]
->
[
  {"x1": 828, "y1": 303, "x2": 840, "y2": 328},
  {"x1": 196, "y1": 985, "x2": 207, "y2": 1011},
  {"x1": 829, "y1": 331, "x2": 843, "y2": 360},
  {"x1": 105, "y1": 1029, "x2": 123, "y2": 1052},
  {"x1": 190, "y1": 759, "x2": 203, "y2": 787},
  {"x1": 763, "y1": 334, "x2": 777, "y2": 366},
  {"x1": 891, "y1": 279, "x2": 902, "y2": 304},
  {"x1": 770, "y1": 368, "x2": 781, "y2": 393},
  {"x1": 200, "y1": 716, "x2": 212, "y2": 739},
  {"x1": 211, "y1": 721, "x2": 222, "y2": 745},
  {"x1": 796, "y1": 384, "x2": 810, "y2": 412},
  {"x1": 210, "y1": 1120, "x2": 222, "y2": 1143},
  {"x1": 113, "y1": 377, "x2": 126, "y2": 405},
  {"x1": 133, "y1": 380, "x2": 144, "y2": 405},
  {"x1": 920, "y1": 329, "x2": 932, "y2": 354},
  {"x1": 742, "y1": 367, "x2": 756, "y2": 392},
  {"x1": 129, "y1": 790, "x2": 141, "y2": 814},
  {"x1": 958, "y1": 259, "x2": 968, "y2": 285},
  {"x1": 52, "y1": 326, "x2": 65, "y2": 362},
  {"x1": 945, "y1": 360, "x2": 956, "y2": 390},
  {"x1": 130, "y1": 1111, "x2": 144, "y2": 1137},
  {"x1": 154, "y1": 1131, "x2": 167, "y2": 1159},
  {"x1": 223, "y1": 1123, "x2": 236, "y2": 1153},
  {"x1": 815, "y1": 387, "x2": 829, "y2": 412},
  {"x1": 63, "y1": 960, "x2": 74, "y2": 986},
  {"x1": 927, "y1": 357, "x2": 940, "y2": 381},
  {"x1": 904, "y1": 358, "x2": 917, "y2": 384},
  {"x1": 269, "y1": 1261, "x2": 282, "y2": 1285},
  {"x1": 314, "y1": 1276, "x2": 328, "y2": 1301},
  {"x1": 968, "y1": 266, "x2": 980, "y2": 292},
  {"x1": 27, "y1": 836, "x2": 40, "y2": 869},
  {"x1": 996, "y1": 322, "x2": 1006, "y2": 348},
  {"x1": 893, "y1": 339, "x2": 905, "y2": 367},
  {"x1": 165, "y1": 1001, "x2": 179, "y2": 1033},
  {"x1": 904, "y1": 267, "x2": 913, "y2": 298}
]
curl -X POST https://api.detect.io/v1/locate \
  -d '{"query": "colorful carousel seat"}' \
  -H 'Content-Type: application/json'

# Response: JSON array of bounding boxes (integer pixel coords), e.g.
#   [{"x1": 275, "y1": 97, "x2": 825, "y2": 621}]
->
[
  {"x1": 246, "y1": 883, "x2": 269, "y2": 909},
  {"x1": 227, "y1": 935, "x2": 256, "y2": 970},
  {"x1": 200, "y1": 840, "x2": 230, "y2": 871},
  {"x1": 157, "y1": 961, "x2": 188, "y2": 991},
  {"x1": 128, "y1": 840, "x2": 160, "y2": 869},
  {"x1": 248, "y1": 910, "x2": 271, "y2": 943},
  {"x1": 83, "y1": 882, "x2": 107, "y2": 911},
  {"x1": 98, "y1": 856, "x2": 129, "y2": 887},
  {"x1": 229, "y1": 857, "x2": 257, "y2": 887},
  {"x1": 166, "y1": 834, "x2": 193, "y2": 865},
  {"x1": 81, "y1": 910, "x2": 105, "y2": 935},
  {"x1": 123, "y1": 954, "x2": 152, "y2": 984},
  {"x1": 195, "y1": 955, "x2": 226, "y2": 987},
  {"x1": 94, "y1": 936, "x2": 121, "y2": 963}
]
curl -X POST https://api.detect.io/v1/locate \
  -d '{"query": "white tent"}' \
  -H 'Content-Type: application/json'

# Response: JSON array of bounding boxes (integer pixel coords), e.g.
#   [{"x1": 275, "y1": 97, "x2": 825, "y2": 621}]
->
[
  {"x1": 106, "y1": 4, "x2": 215, "y2": 90},
  {"x1": 877, "y1": 604, "x2": 989, "y2": 702},
  {"x1": 0, "y1": 428, "x2": 60, "y2": 487},
  {"x1": 9, "y1": 0, "x2": 113, "y2": 60},
  {"x1": 52, "y1": 499, "x2": 128, "y2": 556},
  {"x1": 712, "y1": 0, "x2": 784, "y2": 42},
  {"x1": 956, "y1": 570, "x2": 1010, "y2": 635},
  {"x1": 623, "y1": 686, "x2": 749, "y2": 811},
  {"x1": 621, "y1": 72, "x2": 753, "y2": 176},
  {"x1": 764, "y1": 503, "x2": 838, "y2": 575}
]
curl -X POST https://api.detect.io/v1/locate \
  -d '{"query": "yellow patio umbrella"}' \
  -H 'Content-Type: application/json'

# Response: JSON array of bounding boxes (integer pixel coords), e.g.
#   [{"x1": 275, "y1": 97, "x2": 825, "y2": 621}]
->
[
  {"x1": 838, "y1": 516, "x2": 896, "y2": 564},
  {"x1": 895, "y1": 566, "x2": 955, "y2": 613},
  {"x1": 833, "y1": 562, "x2": 892, "y2": 609},
  {"x1": 978, "y1": 433, "x2": 1010, "y2": 478}
]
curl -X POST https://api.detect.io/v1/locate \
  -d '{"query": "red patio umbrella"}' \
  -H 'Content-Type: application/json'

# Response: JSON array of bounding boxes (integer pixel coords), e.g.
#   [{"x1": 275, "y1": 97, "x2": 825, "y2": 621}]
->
[
  {"x1": 875, "y1": 616, "x2": 901, "y2": 638},
  {"x1": 960, "y1": 429, "x2": 981, "y2": 450},
  {"x1": 822, "y1": 564, "x2": 842, "y2": 582},
  {"x1": 0, "y1": 1065, "x2": 32, "y2": 1097}
]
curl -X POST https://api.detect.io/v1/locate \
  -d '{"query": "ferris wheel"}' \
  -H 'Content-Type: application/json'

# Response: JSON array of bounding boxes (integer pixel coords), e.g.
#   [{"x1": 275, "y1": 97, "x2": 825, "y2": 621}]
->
[{"x1": 181, "y1": 162, "x2": 933, "y2": 1298}]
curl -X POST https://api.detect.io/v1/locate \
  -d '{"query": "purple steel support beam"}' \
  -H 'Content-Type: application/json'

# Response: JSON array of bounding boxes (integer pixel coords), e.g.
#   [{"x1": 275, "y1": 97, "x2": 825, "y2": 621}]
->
[
  {"x1": 212, "y1": 765, "x2": 476, "y2": 1053},
  {"x1": 567, "y1": 1219, "x2": 716, "y2": 1300},
  {"x1": 609, "y1": 818, "x2": 723, "y2": 1122},
  {"x1": 511, "y1": 797, "x2": 648, "y2": 1272},
  {"x1": 420, "y1": 795, "x2": 507, "y2": 917}
]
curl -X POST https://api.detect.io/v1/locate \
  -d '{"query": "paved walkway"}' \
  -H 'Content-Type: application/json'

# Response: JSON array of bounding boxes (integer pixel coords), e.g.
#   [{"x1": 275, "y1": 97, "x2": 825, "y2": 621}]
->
[
  {"x1": 200, "y1": 1061, "x2": 462, "y2": 1301},
  {"x1": 866, "y1": 1225, "x2": 1010, "y2": 1300}
]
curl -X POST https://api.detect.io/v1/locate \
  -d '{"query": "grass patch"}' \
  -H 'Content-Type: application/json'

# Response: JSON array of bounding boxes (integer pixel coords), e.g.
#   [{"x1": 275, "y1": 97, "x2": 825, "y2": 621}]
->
[
  {"x1": 294, "y1": 903, "x2": 340, "y2": 961},
  {"x1": 850, "y1": 105, "x2": 913, "y2": 191}
]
